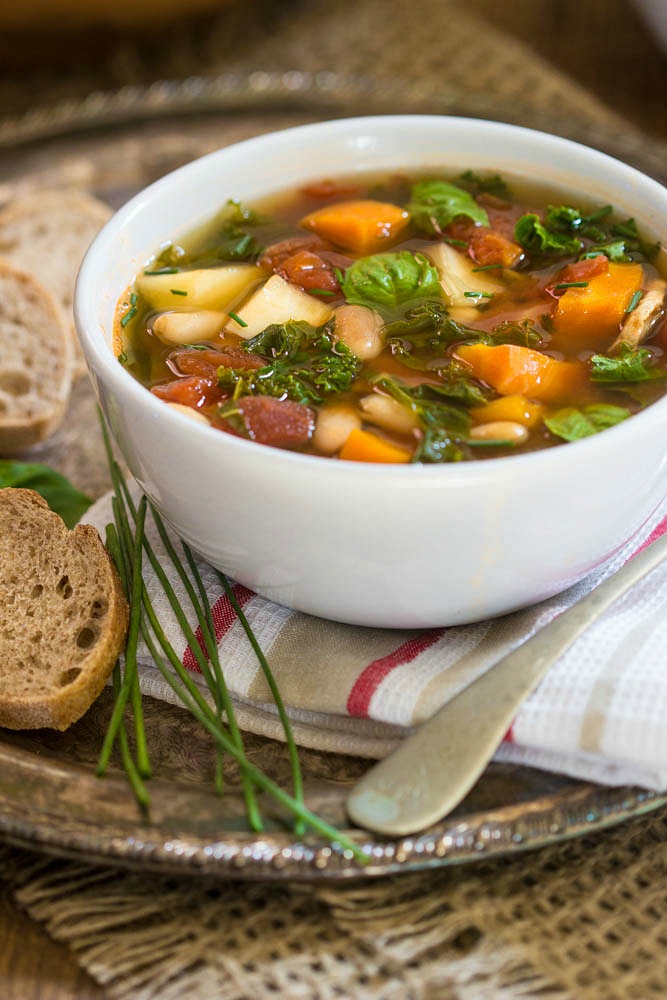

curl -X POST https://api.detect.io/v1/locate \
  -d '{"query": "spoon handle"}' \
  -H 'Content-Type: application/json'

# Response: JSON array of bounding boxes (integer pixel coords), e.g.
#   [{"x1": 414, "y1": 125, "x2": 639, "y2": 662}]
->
[{"x1": 347, "y1": 529, "x2": 667, "y2": 836}]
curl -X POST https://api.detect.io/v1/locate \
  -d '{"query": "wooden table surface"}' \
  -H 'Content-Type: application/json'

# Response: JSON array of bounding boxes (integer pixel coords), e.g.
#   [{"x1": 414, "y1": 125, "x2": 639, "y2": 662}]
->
[{"x1": 0, "y1": 2, "x2": 665, "y2": 997}]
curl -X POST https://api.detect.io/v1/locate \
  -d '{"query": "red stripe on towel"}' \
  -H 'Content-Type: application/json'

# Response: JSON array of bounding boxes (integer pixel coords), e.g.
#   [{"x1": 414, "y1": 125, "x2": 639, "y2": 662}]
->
[
  {"x1": 632, "y1": 514, "x2": 667, "y2": 556},
  {"x1": 346, "y1": 630, "x2": 444, "y2": 718},
  {"x1": 183, "y1": 583, "x2": 254, "y2": 672}
]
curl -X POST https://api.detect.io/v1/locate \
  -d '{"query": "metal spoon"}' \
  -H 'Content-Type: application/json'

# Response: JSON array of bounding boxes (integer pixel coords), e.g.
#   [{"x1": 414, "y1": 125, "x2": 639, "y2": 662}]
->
[{"x1": 347, "y1": 529, "x2": 667, "y2": 836}]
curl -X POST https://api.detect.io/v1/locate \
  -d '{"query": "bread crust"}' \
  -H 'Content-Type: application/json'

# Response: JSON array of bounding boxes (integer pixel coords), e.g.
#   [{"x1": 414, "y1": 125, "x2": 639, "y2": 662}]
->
[
  {"x1": 0, "y1": 259, "x2": 73, "y2": 454},
  {"x1": 0, "y1": 188, "x2": 111, "y2": 378},
  {"x1": 0, "y1": 488, "x2": 129, "y2": 730}
]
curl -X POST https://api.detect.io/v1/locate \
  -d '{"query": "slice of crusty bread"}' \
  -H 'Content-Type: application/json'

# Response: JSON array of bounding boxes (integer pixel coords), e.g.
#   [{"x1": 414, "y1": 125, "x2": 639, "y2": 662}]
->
[
  {"x1": 0, "y1": 488, "x2": 129, "y2": 730},
  {"x1": 0, "y1": 189, "x2": 112, "y2": 376},
  {"x1": 0, "y1": 259, "x2": 73, "y2": 454}
]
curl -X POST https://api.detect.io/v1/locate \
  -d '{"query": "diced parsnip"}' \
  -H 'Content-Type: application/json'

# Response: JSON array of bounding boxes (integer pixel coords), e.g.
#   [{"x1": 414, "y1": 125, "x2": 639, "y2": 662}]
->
[
  {"x1": 610, "y1": 279, "x2": 666, "y2": 352},
  {"x1": 226, "y1": 274, "x2": 333, "y2": 339},
  {"x1": 334, "y1": 304, "x2": 384, "y2": 360},
  {"x1": 136, "y1": 264, "x2": 263, "y2": 311},
  {"x1": 456, "y1": 343, "x2": 586, "y2": 402},
  {"x1": 165, "y1": 403, "x2": 210, "y2": 425},
  {"x1": 339, "y1": 428, "x2": 412, "y2": 464},
  {"x1": 359, "y1": 393, "x2": 420, "y2": 434},
  {"x1": 313, "y1": 403, "x2": 362, "y2": 454},
  {"x1": 152, "y1": 310, "x2": 227, "y2": 345},
  {"x1": 470, "y1": 394, "x2": 544, "y2": 428},
  {"x1": 469, "y1": 420, "x2": 529, "y2": 444},
  {"x1": 425, "y1": 242, "x2": 504, "y2": 307},
  {"x1": 552, "y1": 262, "x2": 643, "y2": 349},
  {"x1": 300, "y1": 200, "x2": 410, "y2": 255}
]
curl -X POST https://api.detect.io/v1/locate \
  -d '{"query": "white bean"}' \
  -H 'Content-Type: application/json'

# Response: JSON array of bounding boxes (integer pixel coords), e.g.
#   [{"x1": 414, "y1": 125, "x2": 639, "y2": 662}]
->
[
  {"x1": 165, "y1": 403, "x2": 210, "y2": 425},
  {"x1": 313, "y1": 403, "x2": 361, "y2": 454},
  {"x1": 359, "y1": 393, "x2": 419, "y2": 435},
  {"x1": 333, "y1": 305, "x2": 384, "y2": 360},
  {"x1": 469, "y1": 420, "x2": 529, "y2": 444},
  {"x1": 152, "y1": 310, "x2": 227, "y2": 345}
]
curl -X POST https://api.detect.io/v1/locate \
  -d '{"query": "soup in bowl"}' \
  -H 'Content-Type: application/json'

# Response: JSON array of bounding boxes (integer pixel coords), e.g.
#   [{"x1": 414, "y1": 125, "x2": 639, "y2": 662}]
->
[{"x1": 75, "y1": 116, "x2": 667, "y2": 627}]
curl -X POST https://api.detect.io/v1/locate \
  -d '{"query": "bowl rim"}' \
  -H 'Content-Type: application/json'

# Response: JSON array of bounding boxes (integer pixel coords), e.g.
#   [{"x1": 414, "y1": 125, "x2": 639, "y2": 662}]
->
[{"x1": 75, "y1": 113, "x2": 667, "y2": 483}]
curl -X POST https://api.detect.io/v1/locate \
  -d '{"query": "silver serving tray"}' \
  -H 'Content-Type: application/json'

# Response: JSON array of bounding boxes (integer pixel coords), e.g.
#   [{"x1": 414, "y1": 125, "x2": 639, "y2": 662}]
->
[{"x1": 1, "y1": 78, "x2": 665, "y2": 879}]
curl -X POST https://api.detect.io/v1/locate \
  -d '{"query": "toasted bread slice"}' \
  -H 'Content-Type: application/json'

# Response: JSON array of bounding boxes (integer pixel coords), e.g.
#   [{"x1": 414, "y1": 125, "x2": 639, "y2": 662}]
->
[
  {"x1": 0, "y1": 260, "x2": 73, "y2": 454},
  {"x1": 0, "y1": 189, "x2": 111, "y2": 376},
  {"x1": 0, "y1": 488, "x2": 128, "y2": 730}
]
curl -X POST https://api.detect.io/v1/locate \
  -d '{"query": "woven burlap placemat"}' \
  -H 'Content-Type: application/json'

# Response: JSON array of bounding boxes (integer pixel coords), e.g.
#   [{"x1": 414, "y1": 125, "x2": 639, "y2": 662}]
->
[{"x1": 2, "y1": 1, "x2": 667, "y2": 997}]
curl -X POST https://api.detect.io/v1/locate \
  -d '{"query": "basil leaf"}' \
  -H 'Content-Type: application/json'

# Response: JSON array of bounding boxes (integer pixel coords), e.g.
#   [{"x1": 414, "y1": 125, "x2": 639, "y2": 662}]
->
[
  {"x1": 0, "y1": 461, "x2": 92, "y2": 528},
  {"x1": 514, "y1": 214, "x2": 582, "y2": 256},
  {"x1": 544, "y1": 404, "x2": 630, "y2": 442},
  {"x1": 407, "y1": 180, "x2": 489, "y2": 235},
  {"x1": 590, "y1": 346, "x2": 664, "y2": 383},
  {"x1": 341, "y1": 251, "x2": 441, "y2": 309}
]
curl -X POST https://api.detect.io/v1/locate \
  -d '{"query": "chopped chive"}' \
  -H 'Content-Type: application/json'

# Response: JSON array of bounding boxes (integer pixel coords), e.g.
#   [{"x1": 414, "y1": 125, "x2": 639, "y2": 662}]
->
[
  {"x1": 170, "y1": 289, "x2": 188, "y2": 296},
  {"x1": 554, "y1": 281, "x2": 589, "y2": 290},
  {"x1": 472, "y1": 264, "x2": 503, "y2": 271},
  {"x1": 120, "y1": 305, "x2": 137, "y2": 327},
  {"x1": 130, "y1": 292, "x2": 137, "y2": 306},
  {"x1": 117, "y1": 351, "x2": 128, "y2": 365},
  {"x1": 333, "y1": 267, "x2": 345, "y2": 284},
  {"x1": 143, "y1": 267, "x2": 179, "y2": 275},
  {"x1": 625, "y1": 289, "x2": 644, "y2": 314},
  {"x1": 228, "y1": 311, "x2": 248, "y2": 327},
  {"x1": 444, "y1": 238, "x2": 468, "y2": 248},
  {"x1": 309, "y1": 289, "x2": 336, "y2": 297},
  {"x1": 464, "y1": 291, "x2": 494, "y2": 299}
]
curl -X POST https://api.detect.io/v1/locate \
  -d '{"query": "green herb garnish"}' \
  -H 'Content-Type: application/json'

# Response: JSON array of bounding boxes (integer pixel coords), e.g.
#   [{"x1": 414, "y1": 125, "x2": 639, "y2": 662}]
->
[
  {"x1": 554, "y1": 281, "x2": 589, "y2": 290},
  {"x1": 464, "y1": 290, "x2": 494, "y2": 299},
  {"x1": 170, "y1": 289, "x2": 188, "y2": 296},
  {"x1": 120, "y1": 305, "x2": 137, "y2": 327},
  {"x1": 472, "y1": 264, "x2": 503, "y2": 271},
  {"x1": 407, "y1": 180, "x2": 489, "y2": 235},
  {"x1": 228, "y1": 310, "x2": 248, "y2": 327},
  {"x1": 143, "y1": 267, "x2": 179, "y2": 275},
  {"x1": 625, "y1": 290, "x2": 644, "y2": 314}
]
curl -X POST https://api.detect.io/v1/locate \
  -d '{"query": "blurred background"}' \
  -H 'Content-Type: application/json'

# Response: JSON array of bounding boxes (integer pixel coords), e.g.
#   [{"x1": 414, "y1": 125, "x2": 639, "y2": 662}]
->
[{"x1": 0, "y1": 0, "x2": 665, "y2": 138}]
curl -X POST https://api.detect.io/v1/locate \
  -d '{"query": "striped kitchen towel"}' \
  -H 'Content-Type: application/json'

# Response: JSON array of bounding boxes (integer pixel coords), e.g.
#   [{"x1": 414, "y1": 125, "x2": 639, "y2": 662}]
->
[{"x1": 84, "y1": 490, "x2": 667, "y2": 791}]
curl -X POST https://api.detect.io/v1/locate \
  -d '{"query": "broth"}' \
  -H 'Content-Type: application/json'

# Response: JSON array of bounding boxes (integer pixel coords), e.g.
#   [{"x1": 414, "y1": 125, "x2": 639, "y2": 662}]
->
[{"x1": 116, "y1": 170, "x2": 667, "y2": 463}]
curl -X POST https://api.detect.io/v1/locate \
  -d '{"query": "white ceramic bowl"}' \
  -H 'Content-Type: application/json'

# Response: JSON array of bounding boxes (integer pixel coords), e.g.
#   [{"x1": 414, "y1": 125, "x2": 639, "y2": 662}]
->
[{"x1": 75, "y1": 116, "x2": 667, "y2": 628}]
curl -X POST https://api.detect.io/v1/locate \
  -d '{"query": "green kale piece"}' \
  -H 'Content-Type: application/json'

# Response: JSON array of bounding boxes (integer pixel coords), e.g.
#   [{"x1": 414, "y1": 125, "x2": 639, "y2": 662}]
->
[
  {"x1": 544, "y1": 404, "x2": 630, "y2": 442},
  {"x1": 590, "y1": 345, "x2": 665, "y2": 383},
  {"x1": 514, "y1": 214, "x2": 582, "y2": 256},
  {"x1": 458, "y1": 170, "x2": 510, "y2": 200},
  {"x1": 370, "y1": 374, "x2": 472, "y2": 463},
  {"x1": 407, "y1": 180, "x2": 489, "y2": 236},
  {"x1": 219, "y1": 320, "x2": 361, "y2": 406},
  {"x1": 341, "y1": 251, "x2": 441, "y2": 310},
  {"x1": 156, "y1": 200, "x2": 266, "y2": 267}
]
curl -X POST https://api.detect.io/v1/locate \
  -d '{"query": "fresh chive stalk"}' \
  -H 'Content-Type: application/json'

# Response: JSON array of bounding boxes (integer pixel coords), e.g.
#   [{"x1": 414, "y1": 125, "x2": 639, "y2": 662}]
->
[
  {"x1": 97, "y1": 411, "x2": 367, "y2": 861},
  {"x1": 228, "y1": 310, "x2": 248, "y2": 327},
  {"x1": 216, "y1": 570, "x2": 306, "y2": 837},
  {"x1": 625, "y1": 289, "x2": 643, "y2": 314}
]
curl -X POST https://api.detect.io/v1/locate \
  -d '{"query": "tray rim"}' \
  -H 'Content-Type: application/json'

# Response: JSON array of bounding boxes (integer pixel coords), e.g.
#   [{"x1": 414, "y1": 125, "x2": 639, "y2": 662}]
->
[{"x1": 1, "y1": 77, "x2": 666, "y2": 880}]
